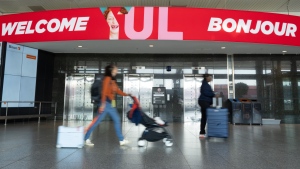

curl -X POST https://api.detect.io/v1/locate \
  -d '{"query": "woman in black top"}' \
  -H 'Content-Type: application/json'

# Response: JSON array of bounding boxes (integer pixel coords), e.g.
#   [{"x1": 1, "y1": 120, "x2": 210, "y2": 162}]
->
[{"x1": 198, "y1": 74, "x2": 219, "y2": 138}]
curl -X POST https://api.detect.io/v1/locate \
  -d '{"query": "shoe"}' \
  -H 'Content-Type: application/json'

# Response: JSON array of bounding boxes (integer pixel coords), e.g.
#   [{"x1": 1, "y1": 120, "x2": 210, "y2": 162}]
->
[
  {"x1": 154, "y1": 117, "x2": 165, "y2": 125},
  {"x1": 85, "y1": 139, "x2": 94, "y2": 146},
  {"x1": 199, "y1": 134, "x2": 206, "y2": 138},
  {"x1": 138, "y1": 140, "x2": 146, "y2": 147},
  {"x1": 120, "y1": 139, "x2": 130, "y2": 146},
  {"x1": 165, "y1": 140, "x2": 173, "y2": 147}
]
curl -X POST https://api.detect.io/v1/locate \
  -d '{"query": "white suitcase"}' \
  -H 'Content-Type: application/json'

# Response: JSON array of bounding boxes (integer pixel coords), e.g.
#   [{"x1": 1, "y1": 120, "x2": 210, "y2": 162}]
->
[{"x1": 56, "y1": 126, "x2": 84, "y2": 148}]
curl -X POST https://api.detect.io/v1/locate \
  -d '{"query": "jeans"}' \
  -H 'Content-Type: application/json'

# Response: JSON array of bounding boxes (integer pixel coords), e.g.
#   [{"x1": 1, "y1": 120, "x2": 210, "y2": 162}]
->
[
  {"x1": 198, "y1": 100, "x2": 211, "y2": 134},
  {"x1": 84, "y1": 102, "x2": 124, "y2": 141}
]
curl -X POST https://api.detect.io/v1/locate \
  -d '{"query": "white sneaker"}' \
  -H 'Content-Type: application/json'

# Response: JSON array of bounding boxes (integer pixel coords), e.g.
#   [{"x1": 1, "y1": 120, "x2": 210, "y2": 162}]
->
[
  {"x1": 154, "y1": 117, "x2": 165, "y2": 125},
  {"x1": 85, "y1": 139, "x2": 94, "y2": 146},
  {"x1": 120, "y1": 139, "x2": 130, "y2": 146}
]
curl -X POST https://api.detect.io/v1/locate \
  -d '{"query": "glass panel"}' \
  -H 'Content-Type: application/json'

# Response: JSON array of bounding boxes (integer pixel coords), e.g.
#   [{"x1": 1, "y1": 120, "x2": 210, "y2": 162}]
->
[
  {"x1": 283, "y1": 78, "x2": 293, "y2": 110},
  {"x1": 281, "y1": 61, "x2": 291, "y2": 72},
  {"x1": 234, "y1": 58, "x2": 257, "y2": 99}
]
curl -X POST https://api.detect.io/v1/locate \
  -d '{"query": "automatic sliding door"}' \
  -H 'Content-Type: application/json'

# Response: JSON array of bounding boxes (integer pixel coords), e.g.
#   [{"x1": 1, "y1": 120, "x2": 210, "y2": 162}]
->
[
  {"x1": 63, "y1": 74, "x2": 94, "y2": 121},
  {"x1": 183, "y1": 75, "x2": 202, "y2": 122},
  {"x1": 123, "y1": 74, "x2": 154, "y2": 122}
]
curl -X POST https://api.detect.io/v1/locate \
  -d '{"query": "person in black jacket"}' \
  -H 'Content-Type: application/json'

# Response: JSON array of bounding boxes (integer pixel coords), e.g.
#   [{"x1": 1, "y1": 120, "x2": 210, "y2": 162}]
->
[{"x1": 198, "y1": 74, "x2": 219, "y2": 138}]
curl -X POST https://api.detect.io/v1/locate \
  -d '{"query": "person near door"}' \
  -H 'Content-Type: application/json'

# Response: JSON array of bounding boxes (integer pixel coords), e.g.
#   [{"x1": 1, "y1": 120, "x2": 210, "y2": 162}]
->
[
  {"x1": 84, "y1": 64, "x2": 131, "y2": 146},
  {"x1": 198, "y1": 74, "x2": 219, "y2": 138}
]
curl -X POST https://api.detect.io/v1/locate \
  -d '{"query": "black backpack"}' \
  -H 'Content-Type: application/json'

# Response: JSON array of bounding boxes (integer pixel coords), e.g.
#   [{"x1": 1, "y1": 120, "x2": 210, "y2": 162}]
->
[{"x1": 91, "y1": 76, "x2": 103, "y2": 103}]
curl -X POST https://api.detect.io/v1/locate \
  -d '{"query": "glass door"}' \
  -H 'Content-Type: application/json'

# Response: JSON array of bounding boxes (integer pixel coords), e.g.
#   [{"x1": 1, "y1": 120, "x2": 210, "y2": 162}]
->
[
  {"x1": 183, "y1": 75, "x2": 203, "y2": 122},
  {"x1": 122, "y1": 74, "x2": 154, "y2": 122}
]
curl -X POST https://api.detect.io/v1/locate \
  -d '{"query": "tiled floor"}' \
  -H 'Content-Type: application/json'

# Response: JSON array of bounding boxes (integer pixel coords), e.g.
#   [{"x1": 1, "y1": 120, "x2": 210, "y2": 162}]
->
[{"x1": 0, "y1": 120, "x2": 299, "y2": 169}]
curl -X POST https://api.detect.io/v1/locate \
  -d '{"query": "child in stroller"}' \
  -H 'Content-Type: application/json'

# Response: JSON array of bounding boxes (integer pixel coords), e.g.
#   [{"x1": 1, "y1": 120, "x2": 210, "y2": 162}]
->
[{"x1": 127, "y1": 96, "x2": 173, "y2": 147}]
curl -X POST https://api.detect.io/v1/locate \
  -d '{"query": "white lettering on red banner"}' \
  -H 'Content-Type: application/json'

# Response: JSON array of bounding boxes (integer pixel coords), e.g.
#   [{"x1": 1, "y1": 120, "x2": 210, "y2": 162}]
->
[
  {"x1": 2, "y1": 17, "x2": 90, "y2": 36},
  {"x1": 207, "y1": 17, "x2": 297, "y2": 37}
]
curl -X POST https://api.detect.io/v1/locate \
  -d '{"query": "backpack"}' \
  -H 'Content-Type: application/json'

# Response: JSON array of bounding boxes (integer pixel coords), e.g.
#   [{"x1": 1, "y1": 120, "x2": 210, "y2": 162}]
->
[{"x1": 91, "y1": 76, "x2": 102, "y2": 103}]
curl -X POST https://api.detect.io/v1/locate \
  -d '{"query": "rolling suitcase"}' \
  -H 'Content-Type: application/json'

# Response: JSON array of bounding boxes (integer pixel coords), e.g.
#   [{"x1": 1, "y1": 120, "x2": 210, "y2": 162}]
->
[
  {"x1": 56, "y1": 126, "x2": 84, "y2": 148},
  {"x1": 207, "y1": 98, "x2": 229, "y2": 138}
]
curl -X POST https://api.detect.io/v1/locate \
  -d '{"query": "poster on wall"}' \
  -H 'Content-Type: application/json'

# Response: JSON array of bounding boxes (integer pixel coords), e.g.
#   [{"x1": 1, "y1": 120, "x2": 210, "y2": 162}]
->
[
  {"x1": 152, "y1": 87, "x2": 166, "y2": 105},
  {"x1": 1, "y1": 42, "x2": 38, "y2": 108}
]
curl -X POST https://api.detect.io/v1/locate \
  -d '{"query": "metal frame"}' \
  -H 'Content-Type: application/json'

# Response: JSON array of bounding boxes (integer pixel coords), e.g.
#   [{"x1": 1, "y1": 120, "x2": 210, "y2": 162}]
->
[
  {"x1": 0, "y1": 101, "x2": 57, "y2": 125},
  {"x1": 227, "y1": 54, "x2": 235, "y2": 99}
]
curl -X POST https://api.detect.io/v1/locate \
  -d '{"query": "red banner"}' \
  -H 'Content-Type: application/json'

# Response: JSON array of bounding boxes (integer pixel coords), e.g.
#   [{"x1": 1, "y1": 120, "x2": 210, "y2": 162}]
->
[{"x1": 0, "y1": 7, "x2": 300, "y2": 46}]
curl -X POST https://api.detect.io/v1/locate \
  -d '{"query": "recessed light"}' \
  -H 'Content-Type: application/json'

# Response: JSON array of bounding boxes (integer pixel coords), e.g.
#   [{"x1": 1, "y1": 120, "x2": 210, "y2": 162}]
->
[
  {"x1": 221, "y1": 47, "x2": 226, "y2": 49},
  {"x1": 149, "y1": 45, "x2": 154, "y2": 47},
  {"x1": 78, "y1": 46, "x2": 82, "y2": 48},
  {"x1": 282, "y1": 51, "x2": 287, "y2": 53}
]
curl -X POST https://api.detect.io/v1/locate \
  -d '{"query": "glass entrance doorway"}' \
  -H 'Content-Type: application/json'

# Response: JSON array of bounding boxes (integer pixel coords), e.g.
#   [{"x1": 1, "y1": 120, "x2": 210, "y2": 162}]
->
[
  {"x1": 122, "y1": 74, "x2": 214, "y2": 123},
  {"x1": 62, "y1": 73, "x2": 214, "y2": 123},
  {"x1": 122, "y1": 74, "x2": 154, "y2": 122},
  {"x1": 63, "y1": 74, "x2": 94, "y2": 121},
  {"x1": 183, "y1": 75, "x2": 202, "y2": 122}
]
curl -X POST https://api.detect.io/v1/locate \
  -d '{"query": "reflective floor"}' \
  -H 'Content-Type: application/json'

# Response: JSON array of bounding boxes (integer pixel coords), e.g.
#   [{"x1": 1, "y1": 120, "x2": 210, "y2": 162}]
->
[{"x1": 0, "y1": 120, "x2": 299, "y2": 169}]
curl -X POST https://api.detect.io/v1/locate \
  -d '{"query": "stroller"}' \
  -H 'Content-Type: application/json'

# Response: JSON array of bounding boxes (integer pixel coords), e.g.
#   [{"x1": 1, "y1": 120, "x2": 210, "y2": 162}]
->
[{"x1": 127, "y1": 96, "x2": 173, "y2": 147}]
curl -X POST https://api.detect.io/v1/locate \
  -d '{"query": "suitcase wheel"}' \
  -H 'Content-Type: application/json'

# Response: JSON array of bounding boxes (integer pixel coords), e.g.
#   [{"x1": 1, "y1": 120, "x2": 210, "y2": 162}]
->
[
  {"x1": 162, "y1": 138, "x2": 167, "y2": 143},
  {"x1": 138, "y1": 140, "x2": 146, "y2": 147}
]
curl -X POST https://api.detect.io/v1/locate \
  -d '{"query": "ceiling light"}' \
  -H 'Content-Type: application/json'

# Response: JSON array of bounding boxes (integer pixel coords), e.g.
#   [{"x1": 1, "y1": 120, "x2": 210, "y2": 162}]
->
[
  {"x1": 221, "y1": 47, "x2": 226, "y2": 49},
  {"x1": 78, "y1": 45, "x2": 82, "y2": 48},
  {"x1": 282, "y1": 51, "x2": 287, "y2": 53},
  {"x1": 149, "y1": 45, "x2": 154, "y2": 47}
]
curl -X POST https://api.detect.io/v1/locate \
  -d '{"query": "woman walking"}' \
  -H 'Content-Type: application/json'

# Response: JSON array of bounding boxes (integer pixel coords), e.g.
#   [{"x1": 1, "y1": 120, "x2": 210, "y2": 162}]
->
[
  {"x1": 198, "y1": 74, "x2": 219, "y2": 138},
  {"x1": 84, "y1": 64, "x2": 131, "y2": 146}
]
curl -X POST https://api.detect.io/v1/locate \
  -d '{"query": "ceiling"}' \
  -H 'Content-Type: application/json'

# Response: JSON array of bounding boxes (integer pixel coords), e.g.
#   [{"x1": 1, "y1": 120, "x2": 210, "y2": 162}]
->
[
  {"x1": 20, "y1": 40, "x2": 300, "y2": 54},
  {"x1": 0, "y1": 0, "x2": 299, "y2": 14}
]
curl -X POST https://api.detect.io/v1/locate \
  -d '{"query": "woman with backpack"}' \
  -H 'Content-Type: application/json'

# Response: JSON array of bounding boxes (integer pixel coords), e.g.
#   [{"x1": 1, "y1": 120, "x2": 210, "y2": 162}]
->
[{"x1": 84, "y1": 64, "x2": 131, "y2": 146}]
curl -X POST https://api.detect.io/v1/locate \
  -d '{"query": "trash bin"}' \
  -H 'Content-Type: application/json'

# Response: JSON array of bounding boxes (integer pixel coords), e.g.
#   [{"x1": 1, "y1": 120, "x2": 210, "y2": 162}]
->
[
  {"x1": 228, "y1": 99, "x2": 243, "y2": 124},
  {"x1": 238, "y1": 98, "x2": 252, "y2": 124},
  {"x1": 228, "y1": 98, "x2": 262, "y2": 125},
  {"x1": 251, "y1": 99, "x2": 262, "y2": 125}
]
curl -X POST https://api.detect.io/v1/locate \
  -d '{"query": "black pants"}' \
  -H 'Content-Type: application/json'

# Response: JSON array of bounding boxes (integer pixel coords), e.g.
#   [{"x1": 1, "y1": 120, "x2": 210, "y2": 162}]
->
[{"x1": 198, "y1": 100, "x2": 211, "y2": 134}]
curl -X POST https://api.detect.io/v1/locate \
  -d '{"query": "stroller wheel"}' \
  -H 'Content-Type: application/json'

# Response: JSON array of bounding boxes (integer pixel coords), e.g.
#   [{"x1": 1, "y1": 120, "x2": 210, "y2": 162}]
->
[
  {"x1": 165, "y1": 140, "x2": 173, "y2": 147},
  {"x1": 163, "y1": 138, "x2": 167, "y2": 143},
  {"x1": 138, "y1": 140, "x2": 146, "y2": 147}
]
